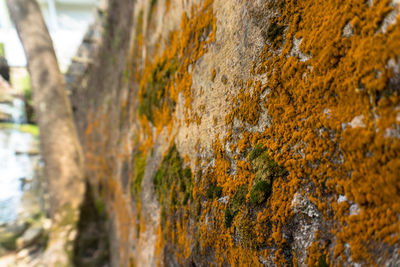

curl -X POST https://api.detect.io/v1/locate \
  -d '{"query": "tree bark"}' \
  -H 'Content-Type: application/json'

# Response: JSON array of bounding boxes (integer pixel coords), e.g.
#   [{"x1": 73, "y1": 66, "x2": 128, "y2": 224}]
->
[{"x1": 7, "y1": 0, "x2": 85, "y2": 265}]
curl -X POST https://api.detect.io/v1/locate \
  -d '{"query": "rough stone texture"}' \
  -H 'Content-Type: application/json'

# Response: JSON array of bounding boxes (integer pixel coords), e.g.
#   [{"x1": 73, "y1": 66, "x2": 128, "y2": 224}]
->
[{"x1": 72, "y1": 0, "x2": 400, "y2": 266}]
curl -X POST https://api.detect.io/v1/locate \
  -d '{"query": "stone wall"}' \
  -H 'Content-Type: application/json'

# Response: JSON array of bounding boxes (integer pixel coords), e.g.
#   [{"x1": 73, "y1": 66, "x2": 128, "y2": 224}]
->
[{"x1": 73, "y1": 0, "x2": 400, "y2": 266}]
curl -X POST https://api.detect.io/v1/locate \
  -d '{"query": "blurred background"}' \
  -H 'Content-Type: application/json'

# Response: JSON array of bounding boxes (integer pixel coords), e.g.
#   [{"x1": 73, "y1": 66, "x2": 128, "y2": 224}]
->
[
  {"x1": 0, "y1": 0, "x2": 97, "y2": 71},
  {"x1": 0, "y1": 2, "x2": 100, "y2": 263}
]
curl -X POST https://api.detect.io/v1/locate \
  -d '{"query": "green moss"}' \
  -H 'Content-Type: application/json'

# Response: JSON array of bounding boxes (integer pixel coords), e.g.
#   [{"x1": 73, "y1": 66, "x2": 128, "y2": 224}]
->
[
  {"x1": 248, "y1": 144, "x2": 287, "y2": 205},
  {"x1": 317, "y1": 255, "x2": 329, "y2": 267},
  {"x1": 250, "y1": 180, "x2": 272, "y2": 205},
  {"x1": 265, "y1": 22, "x2": 285, "y2": 43},
  {"x1": 136, "y1": 10, "x2": 143, "y2": 37},
  {"x1": 153, "y1": 144, "x2": 193, "y2": 223},
  {"x1": 136, "y1": 223, "x2": 141, "y2": 238},
  {"x1": 190, "y1": 198, "x2": 202, "y2": 222},
  {"x1": 131, "y1": 152, "x2": 147, "y2": 199},
  {"x1": 224, "y1": 208, "x2": 235, "y2": 228},
  {"x1": 224, "y1": 185, "x2": 248, "y2": 228},
  {"x1": 237, "y1": 214, "x2": 257, "y2": 248},
  {"x1": 94, "y1": 197, "x2": 105, "y2": 215},
  {"x1": 249, "y1": 143, "x2": 266, "y2": 162},
  {"x1": 138, "y1": 59, "x2": 177, "y2": 123},
  {"x1": 231, "y1": 185, "x2": 248, "y2": 213},
  {"x1": 150, "y1": 0, "x2": 158, "y2": 14},
  {"x1": 206, "y1": 184, "x2": 223, "y2": 199}
]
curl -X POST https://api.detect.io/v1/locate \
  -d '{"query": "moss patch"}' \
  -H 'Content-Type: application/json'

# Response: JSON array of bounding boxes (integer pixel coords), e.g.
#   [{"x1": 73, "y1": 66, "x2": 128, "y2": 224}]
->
[
  {"x1": 249, "y1": 143, "x2": 287, "y2": 205},
  {"x1": 206, "y1": 184, "x2": 222, "y2": 199},
  {"x1": 153, "y1": 144, "x2": 193, "y2": 227},
  {"x1": 265, "y1": 22, "x2": 285, "y2": 43},
  {"x1": 224, "y1": 185, "x2": 248, "y2": 228},
  {"x1": 138, "y1": 59, "x2": 177, "y2": 123},
  {"x1": 131, "y1": 152, "x2": 146, "y2": 200},
  {"x1": 317, "y1": 254, "x2": 329, "y2": 267},
  {"x1": 237, "y1": 213, "x2": 257, "y2": 249},
  {"x1": 250, "y1": 180, "x2": 272, "y2": 205}
]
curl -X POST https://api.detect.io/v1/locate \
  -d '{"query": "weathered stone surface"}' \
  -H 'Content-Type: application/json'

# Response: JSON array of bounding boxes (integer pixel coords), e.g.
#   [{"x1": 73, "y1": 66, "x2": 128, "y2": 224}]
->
[{"x1": 71, "y1": 0, "x2": 400, "y2": 266}]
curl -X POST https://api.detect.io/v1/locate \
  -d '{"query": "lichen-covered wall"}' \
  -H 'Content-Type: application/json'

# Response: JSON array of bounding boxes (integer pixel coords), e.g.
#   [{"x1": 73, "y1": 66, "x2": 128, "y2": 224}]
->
[{"x1": 74, "y1": 0, "x2": 400, "y2": 266}]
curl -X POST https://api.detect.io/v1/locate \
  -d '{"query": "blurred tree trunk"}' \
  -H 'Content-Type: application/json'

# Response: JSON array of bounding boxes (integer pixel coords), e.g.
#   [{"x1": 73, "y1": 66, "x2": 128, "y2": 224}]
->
[{"x1": 7, "y1": 0, "x2": 85, "y2": 265}]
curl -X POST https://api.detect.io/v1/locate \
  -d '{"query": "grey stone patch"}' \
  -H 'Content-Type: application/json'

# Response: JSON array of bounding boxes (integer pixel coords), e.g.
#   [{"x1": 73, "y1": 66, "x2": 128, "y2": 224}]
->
[
  {"x1": 350, "y1": 115, "x2": 365, "y2": 128},
  {"x1": 289, "y1": 190, "x2": 324, "y2": 265},
  {"x1": 341, "y1": 122, "x2": 350, "y2": 130},
  {"x1": 386, "y1": 57, "x2": 400, "y2": 95},
  {"x1": 337, "y1": 195, "x2": 347, "y2": 203},
  {"x1": 246, "y1": 109, "x2": 272, "y2": 133},
  {"x1": 349, "y1": 203, "x2": 361, "y2": 216},
  {"x1": 342, "y1": 22, "x2": 354, "y2": 38},
  {"x1": 384, "y1": 124, "x2": 400, "y2": 139},
  {"x1": 218, "y1": 196, "x2": 229, "y2": 204},
  {"x1": 291, "y1": 192, "x2": 320, "y2": 219},
  {"x1": 293, "y1": 141, "x2": 306, "y2": 159},
  {"x1": 378, "y1": 1, "x2": 400, "y2": 33},
  {"x1": 323, "y1": 108, "x2": 331, "y2": 119},
  {"x1": 289, "y1": 37, "x2": 311, "y2": 62}
]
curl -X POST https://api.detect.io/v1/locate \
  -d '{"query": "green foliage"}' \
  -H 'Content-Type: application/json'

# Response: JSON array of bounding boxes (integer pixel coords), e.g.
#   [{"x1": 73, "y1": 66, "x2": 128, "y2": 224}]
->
[
  {"x1": 266, "y1": 22, "x2": 285, "y2": 43},
  {"x1": 131, "y1": 152, "x2": 147, "y2": 199},
  {"x1": 12, "y1": 73, "x2": 35, "y2": 123},
  {"x1": 206, "y1": 184, "x2": 223, "y2": 199},
  {"x1": 0, "y1": 231, "x2": 17, "y2": 250},
  {"x1": 13, "y1": 74, "x2": 32, "y2": 98},
  {"x1": 0, "y1": 123, "x2": 39, "y2": 136},
  {"x1": 138, "y1": 59, "x2": 177, "y2": 123},
  {"x1": 0, "y1": 43, "x2": 4, "y2": 57}
]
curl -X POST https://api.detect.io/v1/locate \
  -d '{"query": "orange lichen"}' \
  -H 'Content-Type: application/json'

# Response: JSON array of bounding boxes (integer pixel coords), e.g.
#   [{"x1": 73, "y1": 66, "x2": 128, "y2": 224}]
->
[
  {"x1": 137, "y1": 0, "x2": 216, "y2": 131},
  {"x1": 215, "y1": 0, "x2": 400, "y2": 265},
  {"x1": 83, "y1": 0, "x2": 400, "y2": 266}
]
